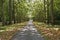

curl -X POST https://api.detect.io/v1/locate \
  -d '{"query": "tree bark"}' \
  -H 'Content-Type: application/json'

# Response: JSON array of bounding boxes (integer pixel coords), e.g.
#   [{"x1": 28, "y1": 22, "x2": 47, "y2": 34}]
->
[
  {"x1": 12, "y1": 0, "x2": 16, "y2": 24},
  {"x1": 1, "y1": 0, "x2": 5, "y2": 26},
  {"x1": 47, "y1": 0, "x2": 50, "y2": 24},
  {"x1": 44, "y1": 0, "x2": 46, "y2": 23},
  {"x1": 50, "y1": 0, "x2": 54, "y2": 25},
  {"x1": 8, "y1": 0, "x2": 12, "y2": 24}
]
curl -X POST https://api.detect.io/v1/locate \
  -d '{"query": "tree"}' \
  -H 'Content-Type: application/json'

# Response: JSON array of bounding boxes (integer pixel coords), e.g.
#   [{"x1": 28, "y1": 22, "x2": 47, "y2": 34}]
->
[
  {"x1": 12, "y1": 0, "x2": 16, "y2": 24},
  {"x1": 1, "y1": 0, "x2": 5, "y2": 26},
  {"x1": 8, "y1": 0, "x2": 12, "y2": 24},
  {"x1": 47, "y1": 0, "x2": 50, "y2": 24},
  {"x1": 50, "y1": 0, "x2": 54, "y2": 25},
  {"x1": 44, "y1": 0, "x2": 46, "y2": 23}
]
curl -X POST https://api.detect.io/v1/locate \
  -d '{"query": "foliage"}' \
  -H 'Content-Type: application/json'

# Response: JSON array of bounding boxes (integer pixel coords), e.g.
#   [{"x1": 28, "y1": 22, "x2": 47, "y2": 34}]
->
[
  {"x1": 0, "y1": 22, "x2": 27, "y2": 40},
  {"x1": 34, "y1": 22, "x2": 60, "y2": 40}
]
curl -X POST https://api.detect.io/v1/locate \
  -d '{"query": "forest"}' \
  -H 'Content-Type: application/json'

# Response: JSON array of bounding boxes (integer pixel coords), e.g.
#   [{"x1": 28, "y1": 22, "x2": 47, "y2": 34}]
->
[
  {"x1": 0, "y1": 0, "x2": 60, "y2": 40},
  {"x1": 0, "y1": 0, "x2": 60, "y2": 26}
]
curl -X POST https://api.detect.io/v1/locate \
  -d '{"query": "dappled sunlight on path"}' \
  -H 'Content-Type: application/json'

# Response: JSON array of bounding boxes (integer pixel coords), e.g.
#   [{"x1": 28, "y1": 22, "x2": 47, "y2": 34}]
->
[{"x1": 11, "y1": 20, "x2": 44, "y2": 40}]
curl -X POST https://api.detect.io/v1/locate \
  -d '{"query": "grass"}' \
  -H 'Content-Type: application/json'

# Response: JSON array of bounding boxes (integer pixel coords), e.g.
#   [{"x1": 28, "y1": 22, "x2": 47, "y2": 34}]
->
[
  {"x1": 0, "y1": 22, "x2": 27, "y2": 40},
  {"x1": 34, "y1": 22, "x2": 60, "y2": 40}
]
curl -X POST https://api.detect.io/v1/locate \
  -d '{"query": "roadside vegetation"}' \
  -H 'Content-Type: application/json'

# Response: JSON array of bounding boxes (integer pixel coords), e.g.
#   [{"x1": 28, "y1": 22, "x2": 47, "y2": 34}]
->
[
  {"x1": 0, "y1": 22, "x2": 27, "y2": 40},
  {"x1": 34, "y1": 22, "x2": 60, "y2": 40}
]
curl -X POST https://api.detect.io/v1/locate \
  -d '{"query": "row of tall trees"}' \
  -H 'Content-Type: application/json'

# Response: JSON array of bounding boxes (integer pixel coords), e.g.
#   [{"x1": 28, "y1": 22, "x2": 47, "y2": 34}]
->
[
  {"x1": 0, "y1": 0, "x2": 60, "y2": 25},
  {"x1": 33, "y1": 0, "x2": 60, "y2": 25},
  {"x1": 0, "y1": 0, "x2": 29, "y2": 26},
  {"x1": 32, "y1": 0, "x2": 45, "y2": 22},
  {"x1": 44, "y1": 0, "x2": 54, "y2": 25},
  {"x1": 44, "y1": 0, "x2": 60, "y2": 25}
]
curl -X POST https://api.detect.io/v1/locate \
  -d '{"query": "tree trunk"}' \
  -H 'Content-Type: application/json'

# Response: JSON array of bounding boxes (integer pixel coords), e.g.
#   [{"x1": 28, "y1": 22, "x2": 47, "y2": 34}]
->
[
  {"x1": 47, "y1": 0, "x2": 50, "y2": 24},
  {"x1": 8, "y1": 0, "x2": 12, "y2": 24},
  {"x1": 12, "y1": 0, "x2": 16, "y2": 24},
  {"x1": 50, "y1": 0, "x2": 54, "y2": 25},
  {"x1": 44, "y1": 0, "x2": 46, "y2": 23},
  {"x1": 1, "y1": 0, "x2": 5, "y2": 26}
]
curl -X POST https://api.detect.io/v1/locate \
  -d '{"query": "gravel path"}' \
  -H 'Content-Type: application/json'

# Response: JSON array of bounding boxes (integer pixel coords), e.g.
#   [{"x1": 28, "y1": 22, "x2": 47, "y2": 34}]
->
[{"x1": 11, "y1": 20, "x2": 44, "y2": 40}]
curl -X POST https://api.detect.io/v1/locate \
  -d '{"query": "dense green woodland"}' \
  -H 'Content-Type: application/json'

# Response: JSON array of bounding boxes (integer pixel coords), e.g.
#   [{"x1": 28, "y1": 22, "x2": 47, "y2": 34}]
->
[{"x1": 0, "y1": 0, "x2": 60, "y2": 26}]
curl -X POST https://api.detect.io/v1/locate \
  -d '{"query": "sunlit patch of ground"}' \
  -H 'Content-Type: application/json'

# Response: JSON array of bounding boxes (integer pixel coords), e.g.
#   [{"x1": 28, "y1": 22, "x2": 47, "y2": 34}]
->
[
  {"x1": 34, "y1": 22, "x2": 60, "y2": 40},
  {"x1": 0, "y1": 22, "x2": 27, "y2": 40}
]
